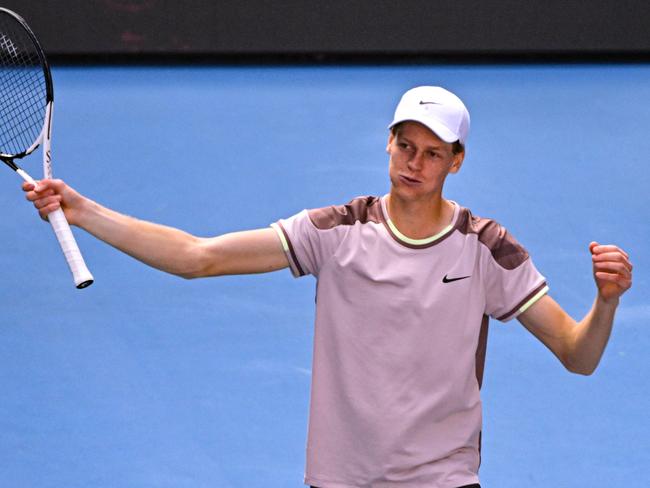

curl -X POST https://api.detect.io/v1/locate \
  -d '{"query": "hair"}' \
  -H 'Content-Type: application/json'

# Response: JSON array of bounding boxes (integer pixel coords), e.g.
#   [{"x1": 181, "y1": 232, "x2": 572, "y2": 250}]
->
[{"x1": 390, "y1": 122, "x2": 465, "y2": 155}]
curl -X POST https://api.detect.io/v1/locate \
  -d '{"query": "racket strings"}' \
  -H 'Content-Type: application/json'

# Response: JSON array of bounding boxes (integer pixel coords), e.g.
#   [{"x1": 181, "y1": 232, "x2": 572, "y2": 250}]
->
[{"x1": 0, "y1": 20, "x2": 47, "y2": 157}]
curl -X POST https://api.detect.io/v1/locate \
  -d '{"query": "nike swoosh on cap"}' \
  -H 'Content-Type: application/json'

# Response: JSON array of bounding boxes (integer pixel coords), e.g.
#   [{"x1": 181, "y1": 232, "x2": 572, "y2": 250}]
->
[{"x1": 419, "y1": 101, "x2": 441, "y2": 105}]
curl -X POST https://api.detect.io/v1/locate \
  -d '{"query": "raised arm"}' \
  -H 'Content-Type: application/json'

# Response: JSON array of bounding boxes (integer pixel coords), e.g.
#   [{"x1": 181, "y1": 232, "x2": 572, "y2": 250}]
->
[
  {"x1": 23, "y1": 179, "x2": 289, "y2": 279},
  {"x1": 518, "y1": 242, "x2": 632, "y2": 375}
]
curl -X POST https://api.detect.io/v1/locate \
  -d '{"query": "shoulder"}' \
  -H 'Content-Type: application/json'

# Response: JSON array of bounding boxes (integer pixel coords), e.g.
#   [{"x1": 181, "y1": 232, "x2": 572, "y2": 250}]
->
[
  {"x1": 307, "y1": 196, "x2": 384, "y2": 230},
  {"x1": 455, "y1": 206, "x2": 529, "y2": 270}
]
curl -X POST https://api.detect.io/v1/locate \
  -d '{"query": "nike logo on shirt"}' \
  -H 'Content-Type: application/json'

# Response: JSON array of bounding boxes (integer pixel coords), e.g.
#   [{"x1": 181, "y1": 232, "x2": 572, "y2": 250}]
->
[{"x1": 442, "y1": 274, "x2": 471, "y2": 283}]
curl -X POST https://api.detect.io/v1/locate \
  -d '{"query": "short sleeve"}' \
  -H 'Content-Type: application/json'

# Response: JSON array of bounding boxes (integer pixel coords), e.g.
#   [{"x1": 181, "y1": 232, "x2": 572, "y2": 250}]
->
[
  {"x1": 271, "y1": 209, "x2": 345, "y2": 278},
  {"x1": 482, "y1": 226, "x2": 548, "y2": 322}
]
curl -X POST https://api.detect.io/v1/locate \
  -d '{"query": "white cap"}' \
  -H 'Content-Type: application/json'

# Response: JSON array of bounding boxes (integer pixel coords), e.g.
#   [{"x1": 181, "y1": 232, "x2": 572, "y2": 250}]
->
[{"x1": 389, "y1": 86, "x2": 470, "y2": 144}]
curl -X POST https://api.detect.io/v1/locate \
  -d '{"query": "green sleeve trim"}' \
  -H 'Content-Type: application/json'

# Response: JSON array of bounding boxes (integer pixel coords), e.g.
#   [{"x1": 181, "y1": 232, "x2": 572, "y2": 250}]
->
[
  {"x1": 518, "y1": 285, "x2": 549, "y2": 314},
  {"x1": 270, "y1": 223, "x2": 289, "y2": 253},
  {"x1": 386, "y1": 218, "x2": 454, "y2": 246}
]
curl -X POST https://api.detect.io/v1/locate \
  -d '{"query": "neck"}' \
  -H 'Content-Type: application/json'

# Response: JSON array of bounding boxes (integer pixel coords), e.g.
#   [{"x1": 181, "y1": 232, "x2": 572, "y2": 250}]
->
[{"x1": 386, "y1": 191, "x2": 454, "y2": 240}]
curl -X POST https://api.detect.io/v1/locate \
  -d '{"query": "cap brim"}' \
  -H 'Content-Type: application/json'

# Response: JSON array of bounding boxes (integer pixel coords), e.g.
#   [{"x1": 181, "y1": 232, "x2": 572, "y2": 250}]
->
[{"x1": 388, "y1": 117, "x2": 459, "y2": 144}]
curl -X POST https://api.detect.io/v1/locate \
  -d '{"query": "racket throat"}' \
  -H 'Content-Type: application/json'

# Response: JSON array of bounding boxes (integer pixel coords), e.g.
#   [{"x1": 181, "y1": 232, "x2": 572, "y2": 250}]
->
[
  {"x1": 1, "y1": 157, "x2": 18, "y2": 171},
  {"x1": 2, "y1": 158, "x2": 35, "y2": 184}
]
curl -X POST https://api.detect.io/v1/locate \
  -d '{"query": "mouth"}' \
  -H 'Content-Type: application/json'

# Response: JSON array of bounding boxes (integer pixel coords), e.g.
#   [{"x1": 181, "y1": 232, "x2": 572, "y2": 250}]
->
[{"x1": 399, "y1": 174, "x2": 421, "y2": 185}]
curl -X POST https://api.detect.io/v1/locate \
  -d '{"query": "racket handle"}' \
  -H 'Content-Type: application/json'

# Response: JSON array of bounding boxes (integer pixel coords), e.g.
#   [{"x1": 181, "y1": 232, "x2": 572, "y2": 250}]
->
[
  {"x1": 17, "y1": 168, "x2": 94, "y2": 288},
  {"x1": 47, "y1": 209, "x2": 94, "y2": 289}
]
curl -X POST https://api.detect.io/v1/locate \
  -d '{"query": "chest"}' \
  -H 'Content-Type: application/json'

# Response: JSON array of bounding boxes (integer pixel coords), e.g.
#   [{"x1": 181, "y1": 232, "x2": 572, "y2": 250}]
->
[{"x1": 322, "y1": 229, "x2": 486, "y2": 316}]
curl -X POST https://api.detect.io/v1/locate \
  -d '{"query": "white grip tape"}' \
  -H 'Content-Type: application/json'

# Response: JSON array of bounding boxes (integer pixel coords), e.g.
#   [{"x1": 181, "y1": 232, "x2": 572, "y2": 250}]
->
[
  {"x1": 17, "y1": 167, "x2": 93, "y2": 288},
  {"x1": 16, "y1": 168, "x2": 36, "y2": 184},
  {"x1": 48, "y1": 209, "x2": 94, "y2": 288}
]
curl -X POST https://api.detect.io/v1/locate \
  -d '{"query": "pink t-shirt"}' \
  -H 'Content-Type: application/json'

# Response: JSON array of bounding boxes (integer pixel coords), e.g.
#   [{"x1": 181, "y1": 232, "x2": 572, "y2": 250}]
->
[{"x1": 272, "y1": 195, "x2": 548, "y2": 488}]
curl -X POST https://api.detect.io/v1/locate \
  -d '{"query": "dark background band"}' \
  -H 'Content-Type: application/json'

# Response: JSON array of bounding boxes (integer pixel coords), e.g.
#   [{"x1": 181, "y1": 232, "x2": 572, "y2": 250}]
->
[{"x1": 4, "y1": 1, "x2": 650, "y2": 63}]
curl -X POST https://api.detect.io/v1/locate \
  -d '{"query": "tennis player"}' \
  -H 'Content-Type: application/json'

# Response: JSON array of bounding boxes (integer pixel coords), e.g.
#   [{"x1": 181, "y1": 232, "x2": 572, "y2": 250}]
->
[{"x1": 23, "y1": 86, "x2": 632, "y2": 488}]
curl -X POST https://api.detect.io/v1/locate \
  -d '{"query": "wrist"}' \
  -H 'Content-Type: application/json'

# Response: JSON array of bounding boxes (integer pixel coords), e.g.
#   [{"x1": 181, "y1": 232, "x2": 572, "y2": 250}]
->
[
  {"x1": 596, "y1": 293, "x2": 619, "y2": 308},
  {"x1": 73, "y1": 195, "x2": 95, "y2": 228}
]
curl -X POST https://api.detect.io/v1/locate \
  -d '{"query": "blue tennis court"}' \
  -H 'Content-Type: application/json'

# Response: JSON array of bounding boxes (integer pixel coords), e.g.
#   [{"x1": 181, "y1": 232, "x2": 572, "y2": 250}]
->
[{"x1": 1, "y1": 64, "x2": 648, "y2": 487}]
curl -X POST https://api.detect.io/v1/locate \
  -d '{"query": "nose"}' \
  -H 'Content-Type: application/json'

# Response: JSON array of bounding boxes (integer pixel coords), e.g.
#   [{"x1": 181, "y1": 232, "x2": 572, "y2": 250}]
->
[{"x1": 407, "y1": 151, "x2": 425, "y2": 171}]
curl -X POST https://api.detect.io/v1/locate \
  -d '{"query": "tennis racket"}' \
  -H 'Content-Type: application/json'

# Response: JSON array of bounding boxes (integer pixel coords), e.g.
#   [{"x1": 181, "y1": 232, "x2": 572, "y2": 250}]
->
[{"x1": 0, "y1": 8, "x2": 93, "y2": 289}]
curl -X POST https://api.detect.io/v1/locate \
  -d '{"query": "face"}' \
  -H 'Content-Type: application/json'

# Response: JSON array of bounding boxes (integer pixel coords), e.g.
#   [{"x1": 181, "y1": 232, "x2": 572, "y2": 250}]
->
[{"x1": 386, "y1": 121, "x2": 464, "y2": 202}]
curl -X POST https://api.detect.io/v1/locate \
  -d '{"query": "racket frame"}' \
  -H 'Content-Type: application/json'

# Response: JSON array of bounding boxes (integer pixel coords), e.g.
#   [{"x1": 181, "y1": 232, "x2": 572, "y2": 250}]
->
[{"x1": 0, "y1": 8, "x2": 94, "y2": 289}]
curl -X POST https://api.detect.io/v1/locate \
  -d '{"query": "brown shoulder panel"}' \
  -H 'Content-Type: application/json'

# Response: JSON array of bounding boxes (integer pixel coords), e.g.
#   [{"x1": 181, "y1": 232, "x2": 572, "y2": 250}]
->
[
  {"x1": 307, "y1": 196, "x2": 384, "y2": 230},
  {"x1": 457, "y1": 208, "x2": 529, "y2": 270}
]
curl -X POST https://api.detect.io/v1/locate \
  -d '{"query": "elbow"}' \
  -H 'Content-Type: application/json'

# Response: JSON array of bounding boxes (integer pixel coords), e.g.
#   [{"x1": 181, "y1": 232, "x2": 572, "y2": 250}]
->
[
  {"x1": 177, "y1": 270, "x2": 202, "y2": 280},
  {"x1": 563, "y1": 355, "x2": 598, "y2": 376},
  {"x1": 176, "y1": 261, "x2": 219, "y2": 280},
  {"x1": 175, "y1": 238, "x2": 224, "y2": 280},
  {"x1": 177, "y1": 266, "x2": 220, "y2": 281},
  {"x1": 558, "y1": 323, "x2": 599, "y2": 376},
  {"x1": 168, "y1": 263, "x2": 204, "y2": 280},
  {"x1": 567, "y1": 365, "x2": 596, "y2": 376}
]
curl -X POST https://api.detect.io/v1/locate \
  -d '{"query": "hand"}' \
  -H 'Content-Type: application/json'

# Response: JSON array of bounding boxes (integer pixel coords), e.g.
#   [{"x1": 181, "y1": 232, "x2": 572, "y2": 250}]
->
[
  {"x1": 22, "y1": 178, "x2": 86, "y2": 226},
  {"x1": 590, "y1": 242, "x2": 633, "y2": 303}
]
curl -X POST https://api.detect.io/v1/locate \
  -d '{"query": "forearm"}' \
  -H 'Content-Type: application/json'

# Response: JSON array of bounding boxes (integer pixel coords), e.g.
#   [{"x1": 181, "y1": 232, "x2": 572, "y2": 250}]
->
[
  {"x1": 567, "y1": 296, "x2": 618, "y2": 375},
  {"x1": 77, "y1": 197, "x2": 203, "y2": 277},
  {"x1": 25, "y1": 179, "x2": 288, "y2": 278}
]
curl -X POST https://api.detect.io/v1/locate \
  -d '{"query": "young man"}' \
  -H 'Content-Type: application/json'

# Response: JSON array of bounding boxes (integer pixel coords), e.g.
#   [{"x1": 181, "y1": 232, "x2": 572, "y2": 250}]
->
[{"x1": 23, "y1": 86, "x2": 632, "y2": 488}]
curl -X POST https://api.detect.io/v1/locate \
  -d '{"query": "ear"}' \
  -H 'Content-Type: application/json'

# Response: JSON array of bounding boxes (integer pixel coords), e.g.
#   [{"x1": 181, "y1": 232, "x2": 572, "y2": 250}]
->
[
  {"x1": 386, "y1": 132, "x2": 394, "y2": 154},
  {"x1": 448, "y1": 150, "x2": 465, "y2": 174}
]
